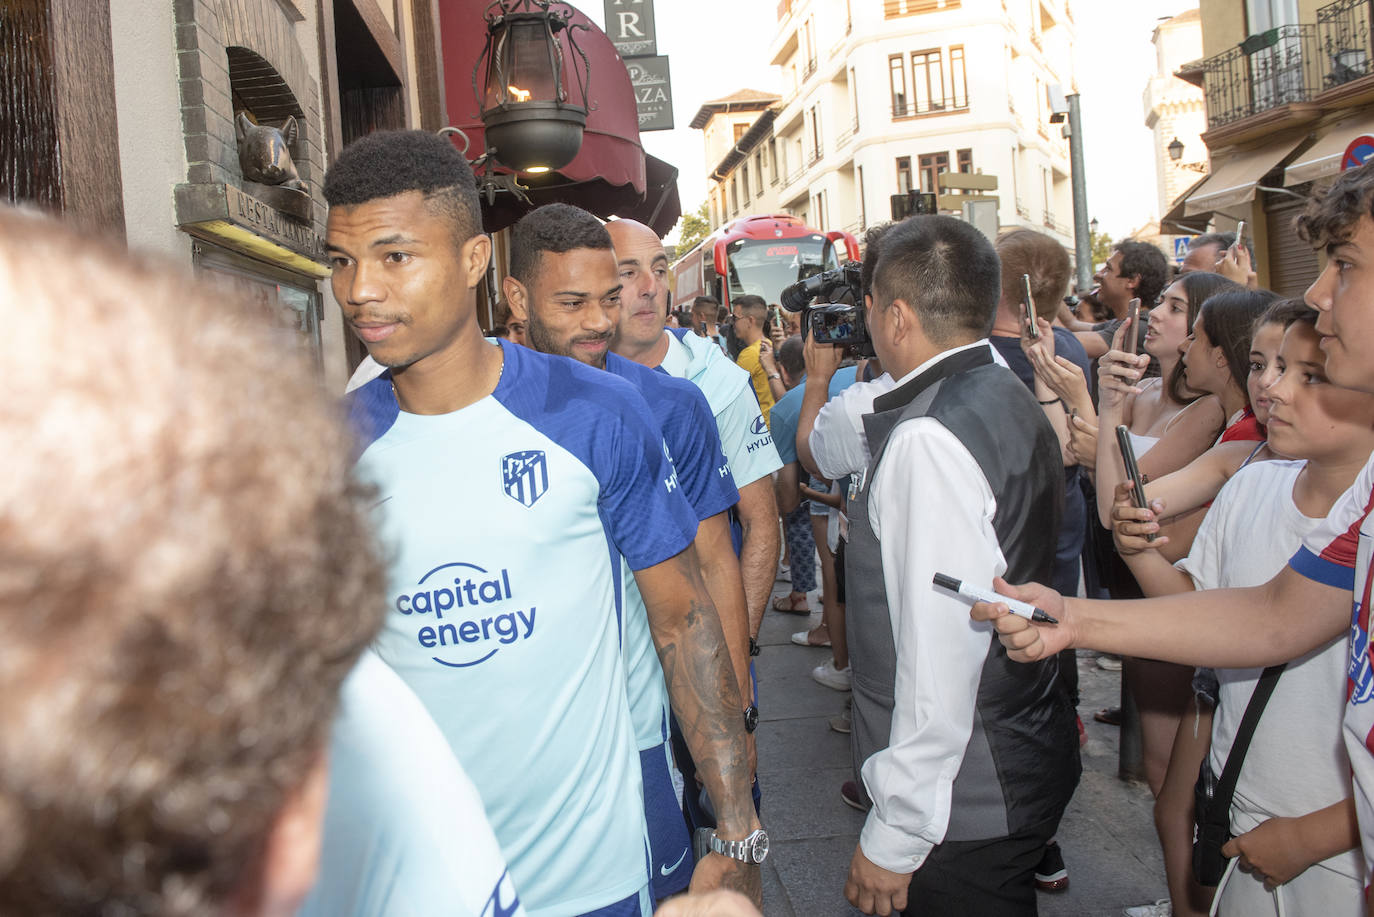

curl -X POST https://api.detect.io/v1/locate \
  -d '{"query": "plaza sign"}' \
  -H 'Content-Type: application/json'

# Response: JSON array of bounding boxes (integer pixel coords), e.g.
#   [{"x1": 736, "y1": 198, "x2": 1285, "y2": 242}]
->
[{"x1": 626, "y1": 55, "x2": 673, "y2": 132}]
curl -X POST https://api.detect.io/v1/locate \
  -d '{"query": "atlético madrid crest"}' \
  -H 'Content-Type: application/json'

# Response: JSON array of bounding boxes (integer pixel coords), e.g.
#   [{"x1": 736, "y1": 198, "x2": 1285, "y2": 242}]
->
[{"x1": 502, "y1": 450, "x2": 548, "y2": 507}]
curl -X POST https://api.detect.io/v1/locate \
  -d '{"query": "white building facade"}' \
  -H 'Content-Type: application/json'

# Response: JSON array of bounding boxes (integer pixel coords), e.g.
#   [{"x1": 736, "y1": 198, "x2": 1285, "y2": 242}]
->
[
  {"x1": 697, "y1": 0, "x2": 1079, "y2": 248},
  {"x1": 1144, "y1": 8, "x2": 1208, "y2": 232}
]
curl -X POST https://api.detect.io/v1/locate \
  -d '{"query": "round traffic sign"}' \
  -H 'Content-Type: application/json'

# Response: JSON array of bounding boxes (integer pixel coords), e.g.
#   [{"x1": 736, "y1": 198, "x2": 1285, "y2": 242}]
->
[{"x1": 1342, "y1": 135, "x2": 1374, "y2": 171}]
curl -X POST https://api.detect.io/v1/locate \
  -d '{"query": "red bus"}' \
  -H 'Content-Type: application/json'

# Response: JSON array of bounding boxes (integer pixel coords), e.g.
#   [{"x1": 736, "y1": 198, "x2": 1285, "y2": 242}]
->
[{"x1": 671, "y1": 214, "x2": 861, "y2": 313}]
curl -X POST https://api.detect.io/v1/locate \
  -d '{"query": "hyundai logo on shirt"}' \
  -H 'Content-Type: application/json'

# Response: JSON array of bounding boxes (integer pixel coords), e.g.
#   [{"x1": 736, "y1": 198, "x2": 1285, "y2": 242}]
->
[
  {"x1": 394, "y1": 561, "x2": 536, "y2": 668},
  {"x1": 746, "y1": 415, "x2": 774, "y2": 455}
]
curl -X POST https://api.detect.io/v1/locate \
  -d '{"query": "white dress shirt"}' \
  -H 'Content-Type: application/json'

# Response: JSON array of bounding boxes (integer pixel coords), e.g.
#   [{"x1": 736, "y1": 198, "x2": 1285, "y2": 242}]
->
[
  {"x1": 856, "y1": 343, "x2": 1009, "y2": 874},
  {"x1": 808, "y1": 342, "x2": 1008, "y2": 482}
]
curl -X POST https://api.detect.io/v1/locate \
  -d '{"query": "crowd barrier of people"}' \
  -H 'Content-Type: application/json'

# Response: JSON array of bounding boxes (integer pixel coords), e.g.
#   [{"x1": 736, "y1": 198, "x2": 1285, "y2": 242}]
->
[{"x1": 6, "y1": 126, "x2": 1374, "y2": 917}]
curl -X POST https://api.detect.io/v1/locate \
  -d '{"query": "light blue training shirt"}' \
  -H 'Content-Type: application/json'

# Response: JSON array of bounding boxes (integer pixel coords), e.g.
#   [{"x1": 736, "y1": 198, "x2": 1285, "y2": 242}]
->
[
  {"x1": 347, "y1": 340, "x2": 698, "y2": 917},
  {"x1": 300, "y1": 650, "x2": 526, "y2": 917}
]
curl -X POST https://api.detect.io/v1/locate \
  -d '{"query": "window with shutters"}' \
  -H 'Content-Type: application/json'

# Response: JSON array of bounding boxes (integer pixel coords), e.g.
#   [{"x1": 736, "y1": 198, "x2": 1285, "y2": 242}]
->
[
  {"x1": 889, "y1": 54, "x2": 908, "y2": 117},
  {"x1": 911, "y1": 48, "x2": 945, "y2": 113},
  {"x1": 918, "y1": 152, "x2": 949, "y2": 193}
]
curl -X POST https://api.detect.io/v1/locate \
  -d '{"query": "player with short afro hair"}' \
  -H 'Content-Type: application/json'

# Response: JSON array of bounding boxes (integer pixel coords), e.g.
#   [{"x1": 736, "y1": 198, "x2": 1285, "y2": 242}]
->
[{"x1": 323, "y1": 129, "x2": 484, "y2": 246}]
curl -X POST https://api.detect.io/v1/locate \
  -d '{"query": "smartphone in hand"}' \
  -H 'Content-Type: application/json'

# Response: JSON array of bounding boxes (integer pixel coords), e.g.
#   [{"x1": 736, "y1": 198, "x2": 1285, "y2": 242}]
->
[
  {"x1": 1125, "y1": 298, "x2": 1142, "y2": 353},
  {"x1": 1115, "y1": 424, "x2": 1156, "y2": 542},
  {"x1": 1022, "y1": 273, "x2": 1040, "y2": 339}
]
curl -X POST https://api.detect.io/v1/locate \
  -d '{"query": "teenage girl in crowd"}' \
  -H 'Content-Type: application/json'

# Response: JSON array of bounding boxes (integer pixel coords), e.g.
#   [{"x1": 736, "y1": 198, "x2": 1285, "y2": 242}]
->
[
  {"x1": 1112, "y1": 307, "x2": 1371, "y2": 917},
  {"x1": 1115, "y1": 299, "x2": 1306, "y2": 553},
  {"x1": 1089, "y1": 272, "x2": 1248, "y2": 531}
]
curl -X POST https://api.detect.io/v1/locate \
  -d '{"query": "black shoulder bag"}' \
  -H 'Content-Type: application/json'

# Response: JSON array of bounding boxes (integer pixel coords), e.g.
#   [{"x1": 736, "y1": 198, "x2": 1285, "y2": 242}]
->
[{"x1": 1192, "y1": 663, "x2": 1285, "y2": 887}]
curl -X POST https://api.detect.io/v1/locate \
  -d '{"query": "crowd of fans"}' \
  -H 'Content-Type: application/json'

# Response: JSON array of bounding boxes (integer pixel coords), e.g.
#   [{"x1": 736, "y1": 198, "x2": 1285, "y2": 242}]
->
[
  {"x1": 674, "y1": 163, "x2": 1372, "y2": 917},
  {"x1": 6, "y1": 125, "x2": 1374, "y2": 917}
]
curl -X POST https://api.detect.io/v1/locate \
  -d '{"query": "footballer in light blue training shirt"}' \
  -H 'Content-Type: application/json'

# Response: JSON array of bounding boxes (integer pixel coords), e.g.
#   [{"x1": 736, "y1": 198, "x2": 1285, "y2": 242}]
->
[
  {"x1": 348, "y1": 340, "x2": 696, "y2": 917},
  {"x1": 500, "y1": 204, "x2": 751, "y2": 902}
]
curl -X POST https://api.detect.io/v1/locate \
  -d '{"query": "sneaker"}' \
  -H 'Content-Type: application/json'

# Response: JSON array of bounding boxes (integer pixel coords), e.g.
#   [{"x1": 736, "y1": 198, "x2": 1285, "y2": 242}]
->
[
  {"x1": 828, "y1": 709, "x2": 851, "y2": 734},
  {"x1": 791, "y1": 629, "x2": 831, "y2": 647},
  {"x1": 1033, "y1": 841, "x2": 1069, "y2": 892},
  {"x1": 840, "y1": 780, "x2": 870, "y2": 811},
  {"x1": 1123, "y1": 900, "x2": 1171, "y2": 917},
  {"x1": 776, "y1": 564, "x2": 791, "y2": 583},
  {"x1": 812, "y1": 659, "x2": 852, "y2": 691},
  {"x1": 1096, "y1": 653, "x2": 1123, "y2": 671}
]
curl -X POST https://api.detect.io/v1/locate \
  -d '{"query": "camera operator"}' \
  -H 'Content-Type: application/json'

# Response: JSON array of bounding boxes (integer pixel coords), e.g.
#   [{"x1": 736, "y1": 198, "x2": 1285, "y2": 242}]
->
[{"x1": 802, "y1": 216, "x2": 1078, "y2": 916}]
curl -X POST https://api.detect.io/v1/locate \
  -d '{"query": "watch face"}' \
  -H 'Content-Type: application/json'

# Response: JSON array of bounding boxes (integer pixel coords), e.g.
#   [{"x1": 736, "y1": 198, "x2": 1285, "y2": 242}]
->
[
  {"x1": 750, "y1": 830, "x2": 770, "y2": 863},
  {"x1": 743, "y1": 704, "x2": 759, "y2": 732}
]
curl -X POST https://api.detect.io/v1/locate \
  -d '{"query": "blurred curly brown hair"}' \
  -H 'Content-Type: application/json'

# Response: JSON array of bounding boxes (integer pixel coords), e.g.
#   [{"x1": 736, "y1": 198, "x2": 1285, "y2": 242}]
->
[
  {"x1": 1297, "y1": 158, "x2": 1374, "y2": 249},
  {"x1": 0, "y1": 208, "x2": 386, "y2": 915}
]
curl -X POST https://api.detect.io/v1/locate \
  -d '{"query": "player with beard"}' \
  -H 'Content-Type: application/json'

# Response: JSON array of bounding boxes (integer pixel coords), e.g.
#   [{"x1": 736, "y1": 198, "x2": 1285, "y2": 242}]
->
[{"x1": 502, "y1": 204, "x2": 761, "y2": 903}]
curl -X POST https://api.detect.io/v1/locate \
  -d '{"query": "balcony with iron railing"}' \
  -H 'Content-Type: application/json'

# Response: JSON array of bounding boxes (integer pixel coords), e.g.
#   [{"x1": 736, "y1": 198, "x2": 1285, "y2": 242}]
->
[
  {"x1": 891, "y1": 95, "x2": 970, "y2": 119},
  {"x1": 1319, "y1": 0, "x2": 1374, "y2": 84},
  {"x1": 802, "y1": 57, "x2": 818, "y2": 82},
  {"x1": 836, "y1": 114, "x2": 860, "y2": 147},
  {"x1": 1197, "y1": 0, "x2": 1374, "y2": 132},
  {"x1": 806, "y1": 143, "x2": 824, "y2": 167}
]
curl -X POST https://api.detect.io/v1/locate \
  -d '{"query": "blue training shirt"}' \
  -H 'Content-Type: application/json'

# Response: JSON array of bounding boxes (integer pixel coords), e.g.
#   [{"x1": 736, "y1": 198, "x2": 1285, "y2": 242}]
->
[
  {"x1": 348, "y1": 339, "x2": 698, "y2": 917},
  {"x1": 606, "y1": 352, "x2": 740, "y2": 750}
]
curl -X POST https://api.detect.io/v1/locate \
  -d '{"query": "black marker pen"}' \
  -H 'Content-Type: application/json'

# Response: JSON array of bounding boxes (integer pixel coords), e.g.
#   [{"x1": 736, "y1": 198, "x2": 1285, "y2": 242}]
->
[{"x1": 933, "y1": 573, "x2": 1059, "y2": 624}]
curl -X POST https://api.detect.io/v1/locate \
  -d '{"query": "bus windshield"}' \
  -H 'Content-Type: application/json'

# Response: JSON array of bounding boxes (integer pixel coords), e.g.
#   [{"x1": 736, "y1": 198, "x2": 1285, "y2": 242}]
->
[{"x1": 724, "y1": 235, "x2": 837, "y2": 303}]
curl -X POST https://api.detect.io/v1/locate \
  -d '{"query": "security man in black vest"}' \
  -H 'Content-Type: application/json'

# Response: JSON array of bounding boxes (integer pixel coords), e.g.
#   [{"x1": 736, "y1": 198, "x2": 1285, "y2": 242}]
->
[{"x1": 840, "y1": 215, "x2": 1080, "y2": 916}]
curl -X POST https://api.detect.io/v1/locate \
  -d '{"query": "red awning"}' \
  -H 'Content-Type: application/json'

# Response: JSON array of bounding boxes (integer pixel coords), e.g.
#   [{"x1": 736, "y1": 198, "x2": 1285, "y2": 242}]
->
[{"x1": 438, "y1": 1, "x2": 677, "y2": 233}]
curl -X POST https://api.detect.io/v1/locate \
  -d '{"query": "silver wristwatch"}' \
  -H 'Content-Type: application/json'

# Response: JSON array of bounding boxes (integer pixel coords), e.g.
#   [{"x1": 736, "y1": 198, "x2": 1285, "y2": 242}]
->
[{"x1": 708, "y1": 827, "x2": 770, "y2": 864}]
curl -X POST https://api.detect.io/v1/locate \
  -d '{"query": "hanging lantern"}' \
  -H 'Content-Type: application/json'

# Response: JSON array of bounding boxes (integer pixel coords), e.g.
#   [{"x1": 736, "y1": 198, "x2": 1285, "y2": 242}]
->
[{"x1": 473, "y1": 0, "x2": 590, "y2": 174}]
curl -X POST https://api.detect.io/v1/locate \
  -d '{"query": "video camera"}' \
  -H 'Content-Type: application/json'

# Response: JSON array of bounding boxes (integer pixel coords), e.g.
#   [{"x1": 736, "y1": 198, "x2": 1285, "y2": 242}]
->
[{"x1": 779, "y1": 261, "x2": 874, "y2": 357}]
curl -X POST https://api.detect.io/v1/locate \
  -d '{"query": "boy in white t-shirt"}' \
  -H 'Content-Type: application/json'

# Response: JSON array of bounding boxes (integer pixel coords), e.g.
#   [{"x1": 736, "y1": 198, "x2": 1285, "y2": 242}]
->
[
  {"x1": 966, "y1": 157, "x2": 1374, "y2": 910},
  {"x1": 1113, "y1": 314, "x2": 1374, "y2": 914}
]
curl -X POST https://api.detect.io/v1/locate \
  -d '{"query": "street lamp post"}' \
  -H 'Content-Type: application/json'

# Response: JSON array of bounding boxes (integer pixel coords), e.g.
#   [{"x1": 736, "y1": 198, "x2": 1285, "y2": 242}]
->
[{"x1": 1066, "y1": 93, "x2": 1092, "y2": 292}]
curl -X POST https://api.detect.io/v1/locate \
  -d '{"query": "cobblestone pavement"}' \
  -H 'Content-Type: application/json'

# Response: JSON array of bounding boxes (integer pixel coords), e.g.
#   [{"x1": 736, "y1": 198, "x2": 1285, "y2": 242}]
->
[{"x1": 754, "y1": 577, "x2": 1167, "y2": 917}]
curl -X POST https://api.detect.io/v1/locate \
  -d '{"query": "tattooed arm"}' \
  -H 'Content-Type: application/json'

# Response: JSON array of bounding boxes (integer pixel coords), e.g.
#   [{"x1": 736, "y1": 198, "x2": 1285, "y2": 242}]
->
[{"x1": 635, "y1": 545, "x2": 763, "y2": 905}]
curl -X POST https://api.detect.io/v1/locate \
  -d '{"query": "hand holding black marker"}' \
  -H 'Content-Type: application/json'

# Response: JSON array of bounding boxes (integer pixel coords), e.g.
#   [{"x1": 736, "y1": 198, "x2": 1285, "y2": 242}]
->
[{"x1": 933, "y1": 573, "x2": 1058, "y2": 624}]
